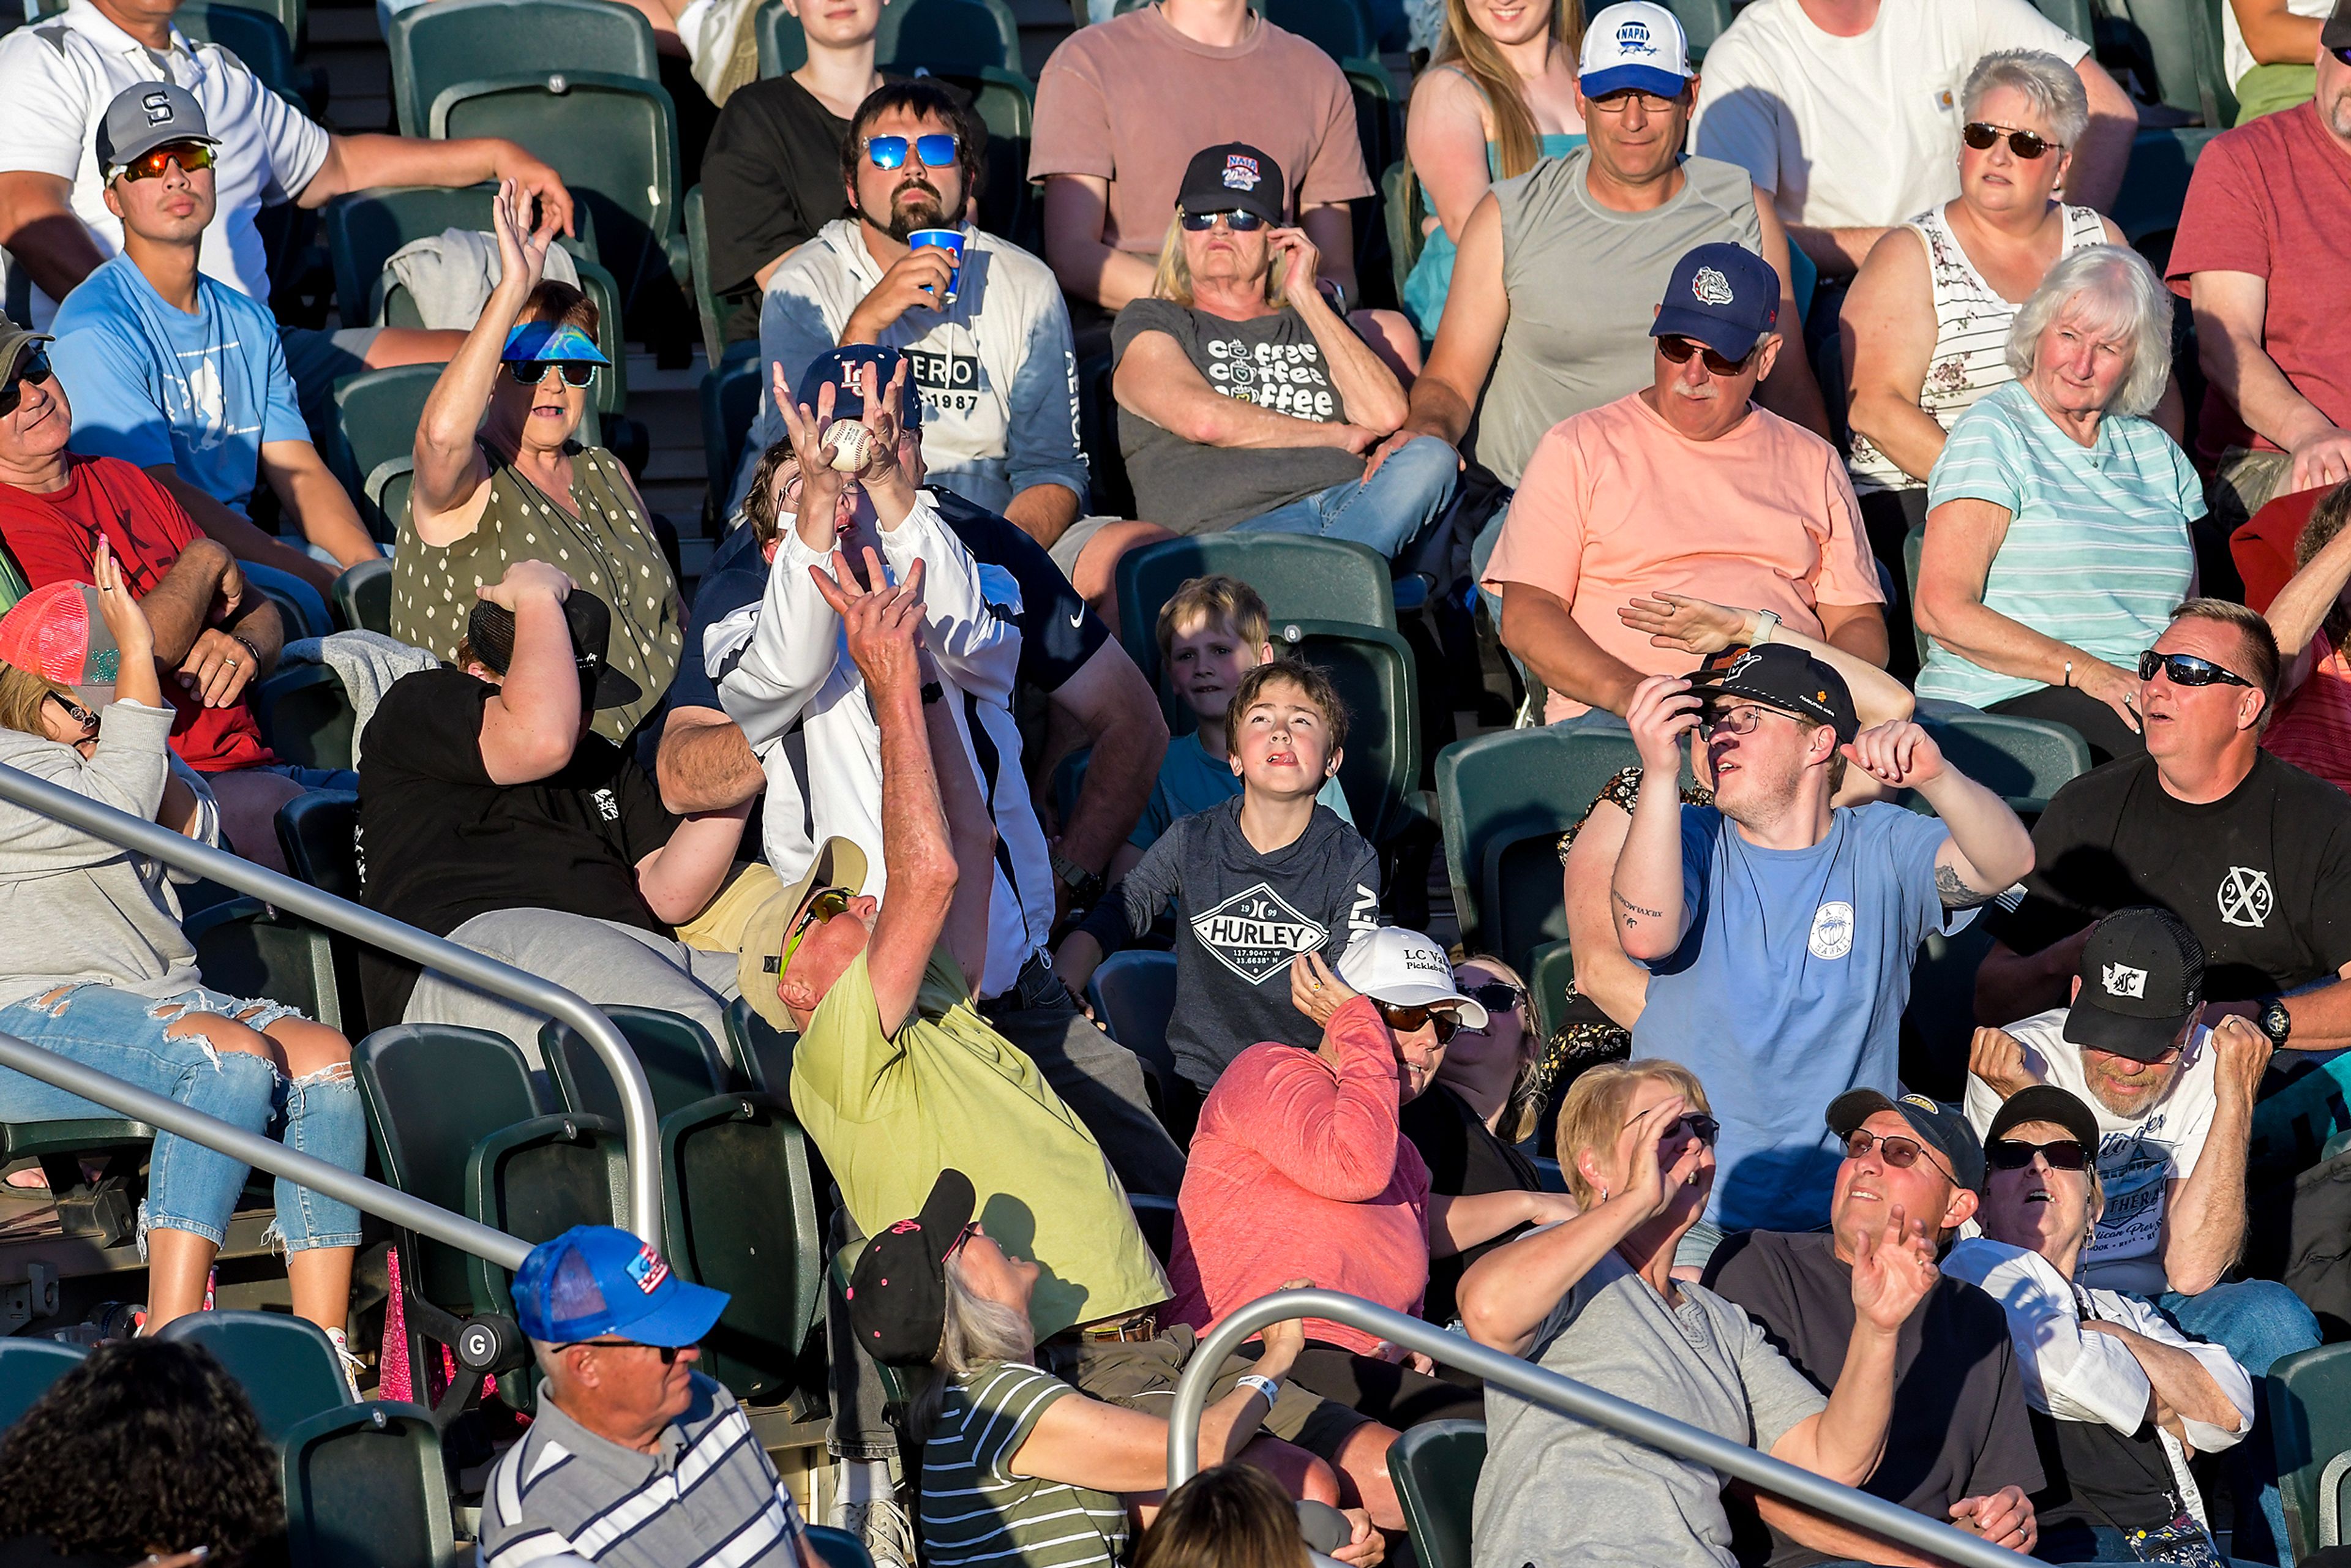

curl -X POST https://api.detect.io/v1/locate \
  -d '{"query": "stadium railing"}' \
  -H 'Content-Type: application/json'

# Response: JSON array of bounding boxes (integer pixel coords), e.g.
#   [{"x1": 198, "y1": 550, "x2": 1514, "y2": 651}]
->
[
  {"x1": 1165, "y1": 1287, "x2": 2036, "y2": 1568},
  {"x1": 0, "y1": 760, "x2": 665, "y2": 1245}
]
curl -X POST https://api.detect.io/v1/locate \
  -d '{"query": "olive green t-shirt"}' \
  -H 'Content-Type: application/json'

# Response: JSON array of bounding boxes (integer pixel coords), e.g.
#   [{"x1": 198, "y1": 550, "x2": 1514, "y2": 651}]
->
[{"x1": 790, "y1": 946, "x2": 1170, "y2": 1339}]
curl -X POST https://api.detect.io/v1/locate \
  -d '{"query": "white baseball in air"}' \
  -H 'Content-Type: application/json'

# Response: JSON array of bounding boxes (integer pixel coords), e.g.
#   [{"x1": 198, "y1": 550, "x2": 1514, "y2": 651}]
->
[{"x1": 822, "y1": 421, "x2": 874, "y2": 472}]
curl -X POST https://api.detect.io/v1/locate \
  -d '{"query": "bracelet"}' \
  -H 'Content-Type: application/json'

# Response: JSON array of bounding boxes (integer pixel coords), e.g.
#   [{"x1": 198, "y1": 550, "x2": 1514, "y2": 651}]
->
[
  {"x1": 2063, "y1": 659, "x2": 2073, "y2": 688},
  {"x1": 1235, "y1": 1373, "x2": 1281, "y2": 1406},
  {"x1": 231, "y1": 632, "x2": 264, "y2": 667}
]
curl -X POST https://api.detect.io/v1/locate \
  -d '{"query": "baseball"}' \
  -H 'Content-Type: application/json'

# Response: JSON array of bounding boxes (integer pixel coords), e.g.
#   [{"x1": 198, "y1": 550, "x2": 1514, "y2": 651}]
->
[{"x1": 822, "y1": 421, "x2": 874, "y2": 473}]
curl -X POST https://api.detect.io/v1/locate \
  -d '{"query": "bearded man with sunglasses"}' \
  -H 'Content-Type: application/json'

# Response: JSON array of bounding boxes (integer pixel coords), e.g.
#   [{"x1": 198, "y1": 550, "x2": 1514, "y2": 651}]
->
[
  {"x1": 1485, "y1": 241, "x2": 1886, "y2": 726},
  {"x1": 1706, "y1": 1090, "x2": 2047, "y2": 1568},
  {"x1": 1978, "y1": 599, "x2": 2351, "y2": 1061}
]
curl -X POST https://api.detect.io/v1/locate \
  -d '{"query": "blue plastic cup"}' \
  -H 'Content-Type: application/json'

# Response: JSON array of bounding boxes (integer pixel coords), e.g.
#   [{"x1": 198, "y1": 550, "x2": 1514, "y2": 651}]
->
[{"x1": 909, "y1": 228, "x2": 964, "y2": 306}]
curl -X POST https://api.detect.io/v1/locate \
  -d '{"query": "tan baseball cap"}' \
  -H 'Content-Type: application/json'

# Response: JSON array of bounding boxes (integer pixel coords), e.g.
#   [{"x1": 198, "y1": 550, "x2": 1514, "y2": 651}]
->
[{"x1": 735, "y1": 836, "x2": 870, "y2": 1029}]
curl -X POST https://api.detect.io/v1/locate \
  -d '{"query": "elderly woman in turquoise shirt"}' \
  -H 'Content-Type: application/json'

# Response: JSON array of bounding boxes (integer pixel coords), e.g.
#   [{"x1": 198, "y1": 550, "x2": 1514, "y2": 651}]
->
[
  {"x1": 1912, "y1": 245, "x2": 2203, "y2": 764},
  {"x1": 1400, "y1": 0, "x2": 1586, "y2": 341}
]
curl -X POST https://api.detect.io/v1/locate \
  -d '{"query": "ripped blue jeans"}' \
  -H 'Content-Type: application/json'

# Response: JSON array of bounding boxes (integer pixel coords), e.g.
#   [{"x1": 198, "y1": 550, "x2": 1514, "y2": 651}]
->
[{"x1": 0, "y1": 983, "x2": 365, "y2": 1253}]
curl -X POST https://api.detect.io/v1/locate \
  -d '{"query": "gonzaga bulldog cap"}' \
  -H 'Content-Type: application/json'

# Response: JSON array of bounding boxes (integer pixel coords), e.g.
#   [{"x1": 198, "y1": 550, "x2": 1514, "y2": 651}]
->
[
  {"x1": 1579, "y1": 1, "x2": 1693, "y2": 97},
  {"x1": 2063, "y1": 907, "x2": 2204, "y2": 1062},
  {"x1": 847, "y1": 1169, "x2": 977, "y2": 1368},
  {"x1": 1176, "y1": 141, "x2": 1287, "y2": 227},
  {"x1": 95, "y1": 82, "x2": 219, "y2": 174},
  {"x1": 1653, "y1": 241, "x2": 1782, "y2": 362}
]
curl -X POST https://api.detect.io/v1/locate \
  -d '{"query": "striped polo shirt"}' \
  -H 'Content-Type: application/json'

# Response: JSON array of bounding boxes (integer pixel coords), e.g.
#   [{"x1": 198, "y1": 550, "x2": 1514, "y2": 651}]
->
[
  {"x1": 1918, "y1": 379, "x2": 2201, "y2": 709},
  {"x1": 919, "y1": 1360, "x2": 1128, "y2": 1567},
  {"x1": 478, "y1": 1373, "x2": 811, "y2": 1568}
]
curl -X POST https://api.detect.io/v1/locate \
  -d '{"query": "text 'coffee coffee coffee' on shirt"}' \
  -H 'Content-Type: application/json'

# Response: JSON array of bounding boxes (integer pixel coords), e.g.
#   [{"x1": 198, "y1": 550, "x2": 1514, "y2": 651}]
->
[{"x1": 1205, "y1": 337, "x2": 1339, "y2": 421}]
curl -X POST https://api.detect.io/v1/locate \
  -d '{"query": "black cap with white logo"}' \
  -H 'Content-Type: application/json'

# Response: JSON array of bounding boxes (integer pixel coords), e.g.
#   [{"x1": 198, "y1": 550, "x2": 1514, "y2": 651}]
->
[
  {"x1": 1687, "y1": 642, "x2": 1859, "y2": 743},
  {"x1": 2063, "y1": 906, "x2": 2203, "y2": 1063},
  {"x1": 1176, "y1": 142, "x2": 1287, "y2": 227}
]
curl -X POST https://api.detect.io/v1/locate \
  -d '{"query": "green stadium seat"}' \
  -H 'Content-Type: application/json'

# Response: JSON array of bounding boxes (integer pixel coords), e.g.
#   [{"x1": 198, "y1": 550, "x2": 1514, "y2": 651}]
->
[
  {"x1": 660, "y1": 1092, "x2": 825, "y2": 1407},
  {"x1": 1116, "y1": 534, "x2": 1398, "y2": 692},
  {"x1": 703, "y1": 353, "x2": 763, "y2": 523},
  {"x1": 1524, "y1": 937, "x2": 1578, "y2": 1050},
  {"x1": 280, "y1": 1401, "x2": 459, "y2": 1568},
  {"x1": 333, "y1": 558, "x2": 394, "y2": 637},
  {"x1": 321, "y1": 184, "x2": 603, "y2": 333},
  {"x1": 539, "y1": 1007, "x2": 730, "y2": 1124},
  {"x1": 806, "y1": 1526, "x2": 877, "y2": 1568},
  {"x1": 430, "y1": 73, "x2": 686, "y2": 326},
  {"x1": 0, "y1": 1338, "x2": 84, "y2": 1431},
  {"x1": 382, "y1": 255, "x2": 631, "y2": 419},
  {"x1": 185, "y1": 894, "x2": 348, "y2": 1033},
  {"x1": 1911, "y1": 699, "x2": 2091, "y2": 816},
  {"x1": 723, "y1": 996, "x2": 795, "y2": 1096},
  {"x1": 253, "y1": 574, "x2": 324, "y2": 642},
  {"x1": 463, "y1": 1112, "x2": 633, "y2": 1410},
  {"x1": 154, "y1": 1310, "x2": 354, "y2": 1441},
  {"x1": 1661, "y1": 0, "x2": 1734, "y2": 55},
  {"x1": 324, "y1": 364, "x2": 443, "y2": 516},
  {"x1": 175, "y1": 0, "x2": 323, "y2": 116},
  {"x1": 2096, "y1": 0, "x2": 2235, "y2": 126},
  {"x1": 210, "y1": 0, "x2": 305, "y2": 54},
  {"x1": 1272, "y1": 619, "x2": 1423, "y2": 847},
  {"x1": 0, "y1": 1114, "x2": 156, "y2": 1248},
  {"x1": 353, "y1": 1024, "x2": 543, "y2": 1411},
  {"x1": 1085, "y1": 950, "x2": 1178, "y2": 1103},
  {"x1": 278, "y1": 789, "x2": 361, "y2": 903},
  {"x1": 2111, "y1": 127, "x2": 2214, "y2": 255},
  {"x1": 2028, "y1": 0, "x2": 2094, "y2": 42},
  {"x1": 388, "y1": 0, "x2": 659, "y2": 138},
  {"x1": 2271, "y1": 1342, "x2": 2351, "y2": 1561},
  {"x1": 684, "y1": 184, "x2": 724, "y2": 370},
  {"x1": 1385, "y1": 1419, "x2": 1485, "y2": 1568},
  {"x1": 253, "y1": 662, "x2": 357, "y2": 773},
  {"x1": 758, "y1": 0, "x2": 1021, "y2": 76}
]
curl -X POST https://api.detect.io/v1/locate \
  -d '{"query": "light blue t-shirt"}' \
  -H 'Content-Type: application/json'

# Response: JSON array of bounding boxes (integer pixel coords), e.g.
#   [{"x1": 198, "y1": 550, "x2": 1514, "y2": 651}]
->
[
  {"x1": 1916, "y1": 380, "x2": 2201, "y2": 710},
  {"x1": 1632, "y1": 801, "x2": 1952, "y2": 1234},
  {"x1": 1127, "y1": 728, "x2": 1353, "y2": 850},
  {"x1": 50, "y1": 254, "x2": 306, "y2": 517}
]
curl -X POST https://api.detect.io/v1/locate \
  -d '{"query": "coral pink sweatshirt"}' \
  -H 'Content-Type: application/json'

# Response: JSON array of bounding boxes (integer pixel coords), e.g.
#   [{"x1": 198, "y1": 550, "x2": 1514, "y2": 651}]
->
[{"x1": 1168, "y1": 996, "x2": 1431, "y2": 1358}]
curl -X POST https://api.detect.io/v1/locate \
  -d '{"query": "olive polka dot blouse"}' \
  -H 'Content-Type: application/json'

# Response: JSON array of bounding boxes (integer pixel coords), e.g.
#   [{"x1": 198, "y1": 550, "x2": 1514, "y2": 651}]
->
[{"x1": 391, "y1": 443, "x2": 683, "y2": 743}]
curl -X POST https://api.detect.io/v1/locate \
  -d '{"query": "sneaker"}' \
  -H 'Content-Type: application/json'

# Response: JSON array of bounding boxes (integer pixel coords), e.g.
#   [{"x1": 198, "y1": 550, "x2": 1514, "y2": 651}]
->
[
  {"x1": 839, "y1": 1496, "x2": 915, "y2": 1568},
  {"x1": 324, "y1": 1326, "x2": 364, "y2": 1401}
]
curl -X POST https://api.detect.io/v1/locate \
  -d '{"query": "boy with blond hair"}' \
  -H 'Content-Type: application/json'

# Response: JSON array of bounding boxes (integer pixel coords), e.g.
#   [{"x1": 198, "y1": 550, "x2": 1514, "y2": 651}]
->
[{"x1": 1057, "y1": 656, "x2": 1381, "y2": 1137}]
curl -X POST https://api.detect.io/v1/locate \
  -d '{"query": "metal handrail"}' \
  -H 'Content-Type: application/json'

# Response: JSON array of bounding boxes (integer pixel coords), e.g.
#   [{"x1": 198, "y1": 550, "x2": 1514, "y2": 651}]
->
[
  {"x1": 0, "y1": 762, "x2": 662, "y2": 1241},
  {"x1": 0, "y1": 1030, "x2": 528, "y2": 1271},
  {"x1": 1166, "y1": 1289, "x2": 2032, "y2": 1568}
]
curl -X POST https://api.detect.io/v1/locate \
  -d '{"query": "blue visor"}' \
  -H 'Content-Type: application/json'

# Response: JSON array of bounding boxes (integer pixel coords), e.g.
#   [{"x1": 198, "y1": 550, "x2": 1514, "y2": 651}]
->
[
  {"x1": 501, "y1": 321, "x2": 610, "y2": 366},
  {"x1": 1580, "y1": 62, "x2": 1690, "y2": 99}
]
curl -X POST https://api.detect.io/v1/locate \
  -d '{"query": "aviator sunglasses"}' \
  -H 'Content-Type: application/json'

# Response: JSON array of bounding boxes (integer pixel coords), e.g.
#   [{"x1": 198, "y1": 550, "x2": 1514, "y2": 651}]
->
[
  {"x1": 864, "y1": 133, "x2": 961, "y2": 170},
  {"x1": 1657, "y1": 334, "x2": 1757, "y2": 376},
  {"x1": 1962, "y1": 121, "x2": 2061, "y2": 159},
  {"x1": 2137, "y1": 650, "x2": 2253, "y2": 688},
  {"x1": 1180, "y1": 208, "x2": 1269, "y2": 232}
]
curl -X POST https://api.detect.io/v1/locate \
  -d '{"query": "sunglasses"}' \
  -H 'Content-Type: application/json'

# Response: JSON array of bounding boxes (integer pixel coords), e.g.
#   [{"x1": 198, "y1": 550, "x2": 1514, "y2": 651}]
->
[
  {"x1": 1375, "y1": 1000, "x2": 1461, "y2": 1043},
  {"x1": 947, "y1": 1220, "x2": 982, "y2": 1258},
  {"x1": 577, "y1": 1338, "x2": 685, "y2": 1362},
  {"x1": 1180, "y1": 208, "x2": 1270, "y2": 232},
  {"x1": 864, "y1": 133, "x2": 960, "y2": 170},
  {"x1": 0, "y1": 349, "x2": 53, "y2": 418},
  {"x1": 2138, "y1": 650, "x2": 2253, "y2": 688},
  {"x1": 2336, "y1": 43, "x2": 2351, "y2": 66},
  {"x1": 1843, "y1": 1127, "x2": 1955, "y2": 1180},
  {"x1": 779, "y1": 886, "x2": 854, "y2": 978},
  {"x1": 1657, "y1": 334, "x2": 1757, "y2": 377},
  {"x1": 1987, "y1": 1138, "x2": 2091, "y2": 1172},
  {"x1": 1462, "y1": 981, "x2": 1525, "y2": 1015},
  {"x1": 1962, "y1": 121, "x2": 2062, "y2": 159},
  {"x1": 45, "y1": 691, "x2": 99, "y2": 731},
  {"x1": 1664, "y1": 1112, "x2": 1720, "y2": 1146},
  {"x1": 114, "y1": 139, "x2": 217, "y2": 182},
  {"x1": 504, "y1": 360, "x2": 597, "y2": 388}
]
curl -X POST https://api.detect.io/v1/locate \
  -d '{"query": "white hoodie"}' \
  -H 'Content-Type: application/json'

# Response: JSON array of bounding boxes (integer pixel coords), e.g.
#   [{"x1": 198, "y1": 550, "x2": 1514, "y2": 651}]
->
[{"x1": 734, "y1": 219, "x2": 1089, "y2": 517}]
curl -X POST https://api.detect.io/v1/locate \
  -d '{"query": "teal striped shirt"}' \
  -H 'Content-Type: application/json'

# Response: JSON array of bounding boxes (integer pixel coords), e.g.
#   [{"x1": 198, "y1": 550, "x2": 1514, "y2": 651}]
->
[
  {"x1": 1918, "y1": 380, "x2": 2202, "y2": 709},
  {"x1": 919, "y1": 1361, "x2": 1128, "y2": 1568}
]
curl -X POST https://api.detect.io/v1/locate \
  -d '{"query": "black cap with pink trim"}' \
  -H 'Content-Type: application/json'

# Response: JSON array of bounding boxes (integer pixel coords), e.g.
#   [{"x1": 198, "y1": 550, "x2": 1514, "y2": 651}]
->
[{"x1": 846, "y1": 1168, "x2": 976, "y2": 1367}]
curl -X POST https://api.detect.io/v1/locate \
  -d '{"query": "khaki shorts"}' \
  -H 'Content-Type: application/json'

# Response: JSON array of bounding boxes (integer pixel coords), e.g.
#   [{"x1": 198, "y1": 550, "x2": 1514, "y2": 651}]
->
[{"x1": 1037, "y1": 1323, "x2": 1371, "y2": 1460}]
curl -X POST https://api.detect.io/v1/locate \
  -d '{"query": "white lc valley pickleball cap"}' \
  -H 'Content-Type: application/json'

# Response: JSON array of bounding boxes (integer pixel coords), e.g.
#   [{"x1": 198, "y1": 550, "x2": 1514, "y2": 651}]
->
[{"x1": 1338, "y1": 928, "x2": 1489, "y2": 1027}]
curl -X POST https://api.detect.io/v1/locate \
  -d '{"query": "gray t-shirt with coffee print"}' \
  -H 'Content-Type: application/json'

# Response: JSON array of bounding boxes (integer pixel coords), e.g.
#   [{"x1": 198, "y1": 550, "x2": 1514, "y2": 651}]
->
[{"x1": 1112, "y1": 298, "x2": 1368, "y2": 533}]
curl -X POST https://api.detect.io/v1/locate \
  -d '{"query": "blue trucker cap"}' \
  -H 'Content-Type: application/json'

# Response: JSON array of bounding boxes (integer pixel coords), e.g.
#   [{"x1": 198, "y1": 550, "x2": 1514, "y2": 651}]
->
[
  {"x1": 512, "y1": 1225, "x2": 728, "y2": 1347},
  {"x1": 796, "y1": 344, "x2": 924, "y2": 433},
  {"x1": 1652, "y1": 241, "x2": 1782, "y2": 362}
]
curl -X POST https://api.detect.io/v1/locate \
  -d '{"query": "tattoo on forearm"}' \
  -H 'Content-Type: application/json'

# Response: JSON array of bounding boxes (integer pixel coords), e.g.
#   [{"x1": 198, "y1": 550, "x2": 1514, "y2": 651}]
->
[
  {"x1": 1937, "y1": 863, "x2": 1993, "y2": 908},
  {"x1": 1613, "y1": 890, "x2": 1664, "y2": 926}
]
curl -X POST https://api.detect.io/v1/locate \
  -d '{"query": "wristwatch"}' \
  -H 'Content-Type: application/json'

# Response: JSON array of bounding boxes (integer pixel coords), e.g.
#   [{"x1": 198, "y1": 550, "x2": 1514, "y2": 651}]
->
[
  {"x1": 920, "y1": 680, "x2": 943, "y2": 706},
  {"x1": 1749, "y1": 609, "x2": 1781, "y2": 647},
  {"x1": 2258, "y1": 996, "x2": 2292, "y2": 1048},
  {"x1": 1316, "y1": 277, "x2": 1350, "y2": 315},
  {"x1": 1051, "y1": 850, "x2": 1105, "y2": 906}
]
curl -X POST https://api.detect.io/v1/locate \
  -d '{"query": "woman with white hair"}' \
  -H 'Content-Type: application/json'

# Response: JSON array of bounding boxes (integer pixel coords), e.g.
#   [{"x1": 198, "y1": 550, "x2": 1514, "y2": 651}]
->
[
  {"x1": 1911, "y1": 243, "x2": 2203, "y2": 761},
  {"x1": 1842, "y1": 50, "x2": 2127, "y2": 674}
]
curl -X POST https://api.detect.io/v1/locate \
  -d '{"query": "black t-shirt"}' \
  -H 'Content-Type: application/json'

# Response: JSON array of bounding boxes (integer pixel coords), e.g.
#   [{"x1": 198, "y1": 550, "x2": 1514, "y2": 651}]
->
[
  {"x1": 1704, "y1": 1230, "x2": 2045, "y2": 1568},
  {"x1": 2029, "y1": 1402, "x2": 2183, "y2": 1536},
  {"x1": 356, "y1": 668, "x2": 680, "y2": 1023},
  {"x1": 1401, "y1": 1084, "x2": 1540, "y2": 1326},
  {"x1": 1989, "y1": 749, "x2": 2351, "y2": 999}
]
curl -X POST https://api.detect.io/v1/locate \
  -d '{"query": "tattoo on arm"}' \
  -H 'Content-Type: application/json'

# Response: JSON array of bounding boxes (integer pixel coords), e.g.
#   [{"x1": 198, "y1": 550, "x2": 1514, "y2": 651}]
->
[
  {"x1": 1937, "y1": 862, "x2": 1993, "y2": 909},
  {"x1": 1613, "y1": 890, "x2": 1665, "y2": 926}
]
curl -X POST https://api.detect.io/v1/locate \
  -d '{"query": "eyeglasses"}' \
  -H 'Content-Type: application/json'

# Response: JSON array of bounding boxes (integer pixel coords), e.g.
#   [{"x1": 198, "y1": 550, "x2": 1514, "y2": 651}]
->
[
  {"x1": 44, "y1": 691, "x2": 99, "y2": 731},
  {"x1": 1987, "y1": 1138, "x2": 2091, "y2": 1172},
  {"x1": 1962, "y1": 121, "x2": 2061, "y2": 159},
  {"x1": 779, "y1": 886, "x2": 854, "y2": 978},
  {"x1": 947, "y1": 1220, "x2": 982, "y2": 1259},
  {"x1": 864, "y1": 133, "x2": 960, "y2": 170},
  {"x1": 1588, "y1": 88, "x2": 1679, "y2": 113},
  {"x1": 1656, "y1": 334, "x2": 1758, "y2": 377},
  {"x1": 1843, "y1": 1127, "x2": 1956, "y2": 1182},
  {"x1": 1697, "y1": 702, "x2": 1806, "y2": 738},
  {"x1": 1179, "y1": 208, "x2": 1269, "y2": 232},
  {"x1": 1374, "y1": 1000, "x2": 1461, "y2": 1043},
  {"x1": 114, "y1": 139, "x2": 217, "y2": 182},
  {"x1": 0, "y1": 349, "x2": 53, "y2": 418},
  {"x1": 2138, "y1": 650, "x2": 2253, "y2": 689},
  {"x1": 576, "y1": 1338, "x2": 686, "y2": 1363},
  {"x1": 504, "y1": 360, "x2": 597, "y2": 388}
]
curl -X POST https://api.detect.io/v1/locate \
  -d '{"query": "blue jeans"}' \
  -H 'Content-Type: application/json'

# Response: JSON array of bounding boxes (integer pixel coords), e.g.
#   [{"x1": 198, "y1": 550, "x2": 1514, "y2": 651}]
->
[
  {"x1": 2142, "y1": 1280, "x2": 2322, "y2": 1565},
  {"x1": 1235, "y1": 434, "x2": 1458, "y2": 557},
  {"x1": 2036, "y1": 1521, "x2": 2265, "y2": 1564},
  {"x1": 0, "y1": 983, "x2": 366, "y2": 1253}
]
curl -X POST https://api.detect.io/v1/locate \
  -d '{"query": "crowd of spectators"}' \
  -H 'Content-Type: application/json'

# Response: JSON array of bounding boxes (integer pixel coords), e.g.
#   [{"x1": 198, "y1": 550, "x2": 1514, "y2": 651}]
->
[{"x1": 4, "y1": 0, "x2": 2351, "y2": 1559}]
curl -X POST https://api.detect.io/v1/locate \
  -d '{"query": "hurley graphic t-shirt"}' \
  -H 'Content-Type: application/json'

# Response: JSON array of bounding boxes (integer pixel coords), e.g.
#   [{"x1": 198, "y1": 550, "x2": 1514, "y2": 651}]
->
[
  {"x1": 1633, "y1": 801, "x2": 1954, "y2": 1232},
  {"x1": 1962, "y1": 1009, "x2": 2219, "y2": 1296},
  {"x1": 1109, "y1": 797, "x2": 1381, "y2": 1090},
  {"x1": 1111, "y1": 298, "x2": 1369, "y2": 533}
]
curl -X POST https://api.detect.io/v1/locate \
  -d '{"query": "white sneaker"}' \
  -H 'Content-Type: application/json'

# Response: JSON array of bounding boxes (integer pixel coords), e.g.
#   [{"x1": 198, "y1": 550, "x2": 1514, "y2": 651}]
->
[
  {"x1": 324, "y1": 1326, "x2": 364, "y2": 1401},
  {"x1": 839, "y1": 1496, "x2": 915, "y2": 1568}
]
